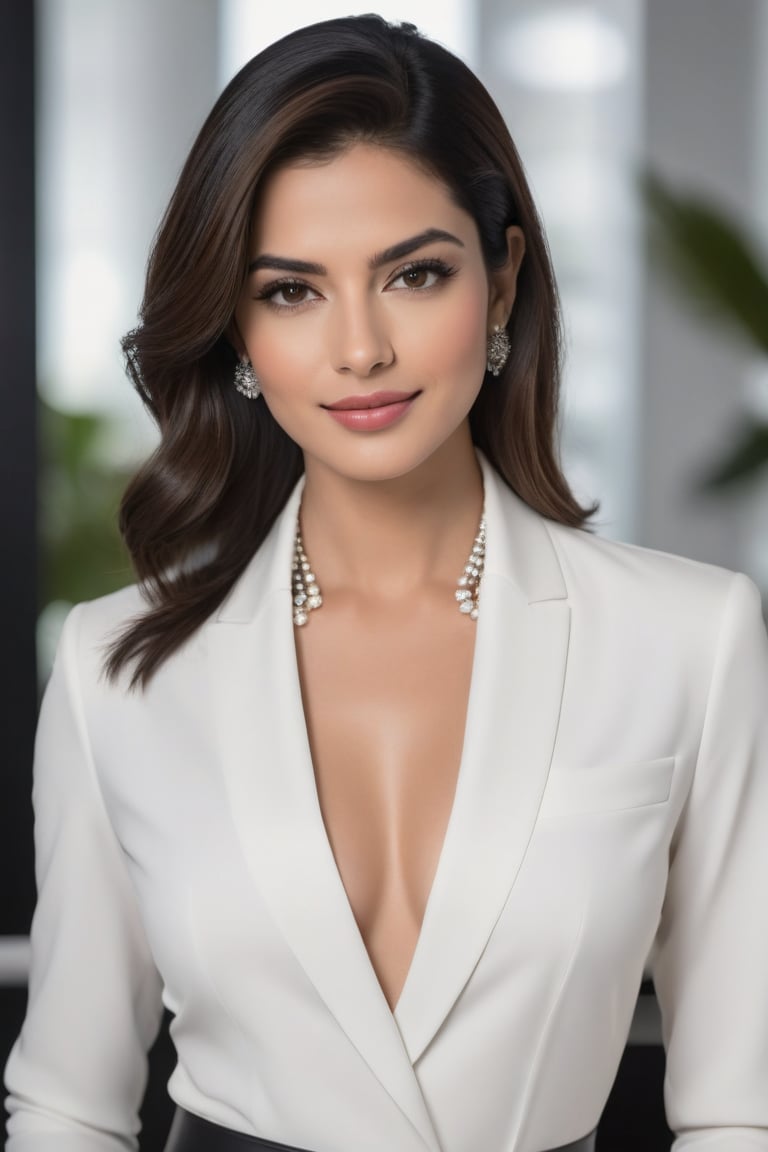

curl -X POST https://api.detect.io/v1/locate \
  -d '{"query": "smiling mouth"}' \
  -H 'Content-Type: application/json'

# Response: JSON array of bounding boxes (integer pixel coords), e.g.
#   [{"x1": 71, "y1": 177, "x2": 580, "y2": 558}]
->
[{"x1": 323, "y1": 390, "x2": 421, "y2": 411}]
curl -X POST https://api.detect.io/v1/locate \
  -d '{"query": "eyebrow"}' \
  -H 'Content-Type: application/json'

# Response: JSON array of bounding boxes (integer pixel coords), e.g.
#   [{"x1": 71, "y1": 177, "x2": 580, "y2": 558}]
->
[{"x1": 247, "y1": 228, "x2": 465, "y2": 276}]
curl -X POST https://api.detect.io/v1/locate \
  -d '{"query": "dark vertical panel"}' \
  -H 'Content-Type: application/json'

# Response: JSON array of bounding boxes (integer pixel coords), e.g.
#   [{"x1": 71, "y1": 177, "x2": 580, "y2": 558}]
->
[{"x1": 0, "y1": 0, "x2": 37, "y2": 932}]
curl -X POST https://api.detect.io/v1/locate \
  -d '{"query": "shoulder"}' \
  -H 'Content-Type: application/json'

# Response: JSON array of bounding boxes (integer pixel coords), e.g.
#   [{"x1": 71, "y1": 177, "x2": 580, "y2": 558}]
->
[
  {"x1": 47, "y1": 583, "x2": 152, "y2": 701},
  {"x1": 64, "y1": 582, "x2": 149, "y2": 650},
  {"x1": 481, "y1": 454, "x2": 749, "y2": 619},
  {"x1": 538, "y1": 518, "x2": 768, "y2": 738},
  {"x1": 539, "y1": 517, "x2": 768, "y2": 679},
  {"x1": 544, "y1": 517, "x2": 742, "y2": 611}
]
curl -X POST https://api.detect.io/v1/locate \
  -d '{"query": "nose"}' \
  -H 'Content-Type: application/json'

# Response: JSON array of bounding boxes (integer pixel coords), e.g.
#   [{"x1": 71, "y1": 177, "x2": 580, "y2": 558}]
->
[{"x1": 330, "y1": 294, "x2": 394, "y2": 377}]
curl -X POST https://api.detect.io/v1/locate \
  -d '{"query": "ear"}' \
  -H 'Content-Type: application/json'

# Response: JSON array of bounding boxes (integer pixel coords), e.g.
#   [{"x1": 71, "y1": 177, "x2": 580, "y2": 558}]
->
[{"x1": 487, "y1": 225, "x2": 526, "y2": 328}]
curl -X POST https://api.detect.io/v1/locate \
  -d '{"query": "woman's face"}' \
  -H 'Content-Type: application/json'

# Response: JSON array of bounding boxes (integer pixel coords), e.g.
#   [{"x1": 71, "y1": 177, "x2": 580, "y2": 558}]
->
[{"x1": 234, "y1": 143, "x2": 523, "y2": 484}]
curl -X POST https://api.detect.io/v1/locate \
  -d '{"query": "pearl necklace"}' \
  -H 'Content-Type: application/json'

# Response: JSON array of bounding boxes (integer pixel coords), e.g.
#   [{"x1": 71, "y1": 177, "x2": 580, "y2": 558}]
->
[{"x1": 292, "y1": 513, "x2": 487, "y2": 627}]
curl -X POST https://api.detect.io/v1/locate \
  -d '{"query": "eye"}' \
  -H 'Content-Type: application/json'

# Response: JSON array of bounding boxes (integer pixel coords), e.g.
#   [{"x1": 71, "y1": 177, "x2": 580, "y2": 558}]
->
[
  {"x1": 256, "y1": 279, "x2": 320, "y2": 309},
  {"x1": 387, "y1": 258, "x2": 458, "y2": 292}
]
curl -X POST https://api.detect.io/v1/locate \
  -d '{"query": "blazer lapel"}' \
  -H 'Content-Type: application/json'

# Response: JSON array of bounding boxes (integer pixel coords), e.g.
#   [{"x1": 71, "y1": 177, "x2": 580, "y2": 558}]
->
[
  {"x1": 208, "y1": 479, "x2": 441, "y2": 1152},
  {"x1": 393, "y1": 458, "x2": 571, "y2": 1063}
]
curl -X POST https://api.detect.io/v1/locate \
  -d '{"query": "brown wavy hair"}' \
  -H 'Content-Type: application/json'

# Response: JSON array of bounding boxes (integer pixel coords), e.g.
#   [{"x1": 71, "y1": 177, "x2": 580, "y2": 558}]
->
[{"x1": 106, "y1": 14, "x2": 596, "y2": 687}]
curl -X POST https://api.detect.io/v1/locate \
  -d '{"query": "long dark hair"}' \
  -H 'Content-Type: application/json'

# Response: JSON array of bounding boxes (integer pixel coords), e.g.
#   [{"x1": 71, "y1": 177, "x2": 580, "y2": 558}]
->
[{"x1": 106, "y1": 14, "x2": 596, "y2": 687}]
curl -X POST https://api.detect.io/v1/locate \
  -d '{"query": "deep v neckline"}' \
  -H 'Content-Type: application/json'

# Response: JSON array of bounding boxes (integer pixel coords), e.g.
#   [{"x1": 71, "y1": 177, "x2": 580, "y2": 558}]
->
[{"x1": 289, "y1": 604, "x2": 482, "y2": 1018}]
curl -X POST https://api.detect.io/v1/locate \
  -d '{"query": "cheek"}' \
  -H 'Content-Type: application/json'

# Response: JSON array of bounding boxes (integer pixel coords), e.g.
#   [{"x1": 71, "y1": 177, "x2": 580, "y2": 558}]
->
[
  {"x1": 439, "y1": 303, "x2": 487, "y2": 371},
  {"x1": 412, "y1": 290, "x2": 488, "y2": 385},
  {"x1": 240, "y1": 316, "x2": 315, "y2": 393}
]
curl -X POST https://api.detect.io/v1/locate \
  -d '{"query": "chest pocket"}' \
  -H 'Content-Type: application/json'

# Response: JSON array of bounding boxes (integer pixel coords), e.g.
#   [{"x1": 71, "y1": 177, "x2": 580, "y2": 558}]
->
[{"x1": 539, "y1": 755, "x2": 676, "y2": 818}]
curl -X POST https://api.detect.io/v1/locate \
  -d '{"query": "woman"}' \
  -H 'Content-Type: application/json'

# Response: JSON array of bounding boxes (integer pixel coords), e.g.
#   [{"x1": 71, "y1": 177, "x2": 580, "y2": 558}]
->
[{"x1": 5, "y1": 14, "x2": 768, "y2": 1152}]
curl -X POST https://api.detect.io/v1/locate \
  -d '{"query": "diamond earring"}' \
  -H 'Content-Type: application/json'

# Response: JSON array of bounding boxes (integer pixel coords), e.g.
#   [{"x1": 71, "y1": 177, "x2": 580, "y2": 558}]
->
[
  {"x1": 486, "y1": 325, "x2": 511, "y2": 377},
  {"x1": 234, "y1": 359, "x2": 261, "y2": 399}
]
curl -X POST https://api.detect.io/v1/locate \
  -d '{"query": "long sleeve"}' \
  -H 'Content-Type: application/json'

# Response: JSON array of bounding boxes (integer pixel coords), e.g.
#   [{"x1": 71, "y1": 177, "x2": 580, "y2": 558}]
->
[
  {"x1": 650, "y1": 573, "x2": 768, "y2": 1149},
  {"x1": 4, "y1": 605, "x2": 165, "y2": 1151}
]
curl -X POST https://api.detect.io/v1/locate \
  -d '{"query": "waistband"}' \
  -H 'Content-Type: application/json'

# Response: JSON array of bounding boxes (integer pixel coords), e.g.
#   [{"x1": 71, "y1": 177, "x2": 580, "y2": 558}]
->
[{"x1": 164, "y1": 1107, "x2": 597, "y2": 1152}]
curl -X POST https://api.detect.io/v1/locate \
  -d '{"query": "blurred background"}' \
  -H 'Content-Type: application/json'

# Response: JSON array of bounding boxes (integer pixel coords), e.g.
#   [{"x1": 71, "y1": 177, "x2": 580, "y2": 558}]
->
[{"x1": 2, "y1": 1, "x2": 767, "y2": 1148}]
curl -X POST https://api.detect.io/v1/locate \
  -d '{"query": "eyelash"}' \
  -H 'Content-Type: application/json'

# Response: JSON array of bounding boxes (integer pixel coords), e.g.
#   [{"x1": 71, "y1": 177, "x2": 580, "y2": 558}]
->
[{"x1": 254, "y1": 257, "x2": 459, "y2": 311}]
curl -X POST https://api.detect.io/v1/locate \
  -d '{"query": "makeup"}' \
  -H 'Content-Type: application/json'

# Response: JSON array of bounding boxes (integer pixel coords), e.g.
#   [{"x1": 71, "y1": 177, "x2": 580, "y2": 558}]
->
[{"x1": 323, "y1": 390, "x2": 420, "y2": 431}]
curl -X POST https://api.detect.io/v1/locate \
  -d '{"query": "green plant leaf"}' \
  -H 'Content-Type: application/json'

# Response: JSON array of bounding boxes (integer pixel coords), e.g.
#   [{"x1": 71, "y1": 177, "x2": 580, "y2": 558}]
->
[
  {"x1": 39, "y1": 399, "x2": 135, "y2": 607},
  {"x1": 644, "y1": 172, "x2": 768, "y2": 355},
  {"x1": 697, "y1": 421, "x2": 768, "y2": 490}
]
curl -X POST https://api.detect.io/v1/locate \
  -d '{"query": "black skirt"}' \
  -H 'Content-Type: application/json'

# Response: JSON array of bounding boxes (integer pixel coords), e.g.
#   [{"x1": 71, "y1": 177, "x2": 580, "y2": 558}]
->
[{"x1": 164, "y1": 1107, "x2": 598, "y2": 1152}]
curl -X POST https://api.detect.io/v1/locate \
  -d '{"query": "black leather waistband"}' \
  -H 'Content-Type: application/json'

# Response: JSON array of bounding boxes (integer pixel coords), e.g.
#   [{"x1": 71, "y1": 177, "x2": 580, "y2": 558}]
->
[{"x1": 164, "y1": 1107, "x2": 597, "y2": 1152}]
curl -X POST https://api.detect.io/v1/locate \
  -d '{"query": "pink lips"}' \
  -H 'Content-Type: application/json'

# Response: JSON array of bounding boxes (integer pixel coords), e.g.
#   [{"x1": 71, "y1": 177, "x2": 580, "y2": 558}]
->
[{"x1": 323, "y1": 390, "x2": 420, "y2": 431}]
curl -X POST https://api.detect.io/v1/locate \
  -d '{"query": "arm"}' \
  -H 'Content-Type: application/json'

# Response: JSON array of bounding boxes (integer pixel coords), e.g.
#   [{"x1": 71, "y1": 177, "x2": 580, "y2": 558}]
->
[
  {"x1": 4, "y1": 605, "x2": 165, "y2": 1151},
  {"x1": 650, "y1": 573, "x2": 768, "y2": 1150}
]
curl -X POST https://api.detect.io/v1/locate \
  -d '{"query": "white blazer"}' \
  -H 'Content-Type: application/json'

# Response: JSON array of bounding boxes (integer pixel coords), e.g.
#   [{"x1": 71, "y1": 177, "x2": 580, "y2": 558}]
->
[{"x1": 5, "y1": 455, "x2": 768, "y2": 1152}]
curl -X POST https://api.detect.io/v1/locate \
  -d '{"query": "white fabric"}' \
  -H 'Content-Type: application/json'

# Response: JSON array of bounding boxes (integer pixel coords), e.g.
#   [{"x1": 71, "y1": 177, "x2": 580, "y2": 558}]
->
[{"x1": 5, "y1": 456, "x2": 768, "y2": 1152}]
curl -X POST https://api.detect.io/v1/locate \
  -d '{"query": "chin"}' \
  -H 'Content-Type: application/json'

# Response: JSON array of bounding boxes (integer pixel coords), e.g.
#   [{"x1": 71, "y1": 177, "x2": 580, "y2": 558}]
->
[
  {"x1": 303, "y1": 427, "x2": 473, "y2": 487},
  {"x1": 313, "y1": 450, "x2": 429, "y2": 485}
]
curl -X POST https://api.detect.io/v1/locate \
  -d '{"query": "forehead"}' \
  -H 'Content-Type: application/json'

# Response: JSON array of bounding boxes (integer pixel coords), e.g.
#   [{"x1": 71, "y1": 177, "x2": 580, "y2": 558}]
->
[{"x1": 250, "y1": 143, "x2": 476, "y2": 254}]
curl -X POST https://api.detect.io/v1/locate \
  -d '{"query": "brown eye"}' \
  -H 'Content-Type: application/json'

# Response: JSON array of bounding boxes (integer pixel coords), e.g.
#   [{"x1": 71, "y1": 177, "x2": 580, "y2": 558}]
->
[
  {"x1": 402, "y1": 267, "x2": 430, "y2": 288},
  {"x1": 279, "y1": 283, "x2": 309, "y2": 303},
  {"x1": 388, "y1": 260, "x2": 455, "y2": 292},
  {"x1": 258, "y1": 279, "x2": 320, "y2": 309}
]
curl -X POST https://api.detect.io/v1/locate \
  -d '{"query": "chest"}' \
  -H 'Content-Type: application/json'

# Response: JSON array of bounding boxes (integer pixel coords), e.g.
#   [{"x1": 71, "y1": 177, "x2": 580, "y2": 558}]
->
[{"x1": 294, "y1": 602, "x2": 476, "y2": 1008}]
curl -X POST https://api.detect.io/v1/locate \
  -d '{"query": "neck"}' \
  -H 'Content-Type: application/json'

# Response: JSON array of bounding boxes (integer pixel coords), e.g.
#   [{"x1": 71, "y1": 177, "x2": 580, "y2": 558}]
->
[{"x1": 298, "y1": 428, "x2": 484, "y2": 601}]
